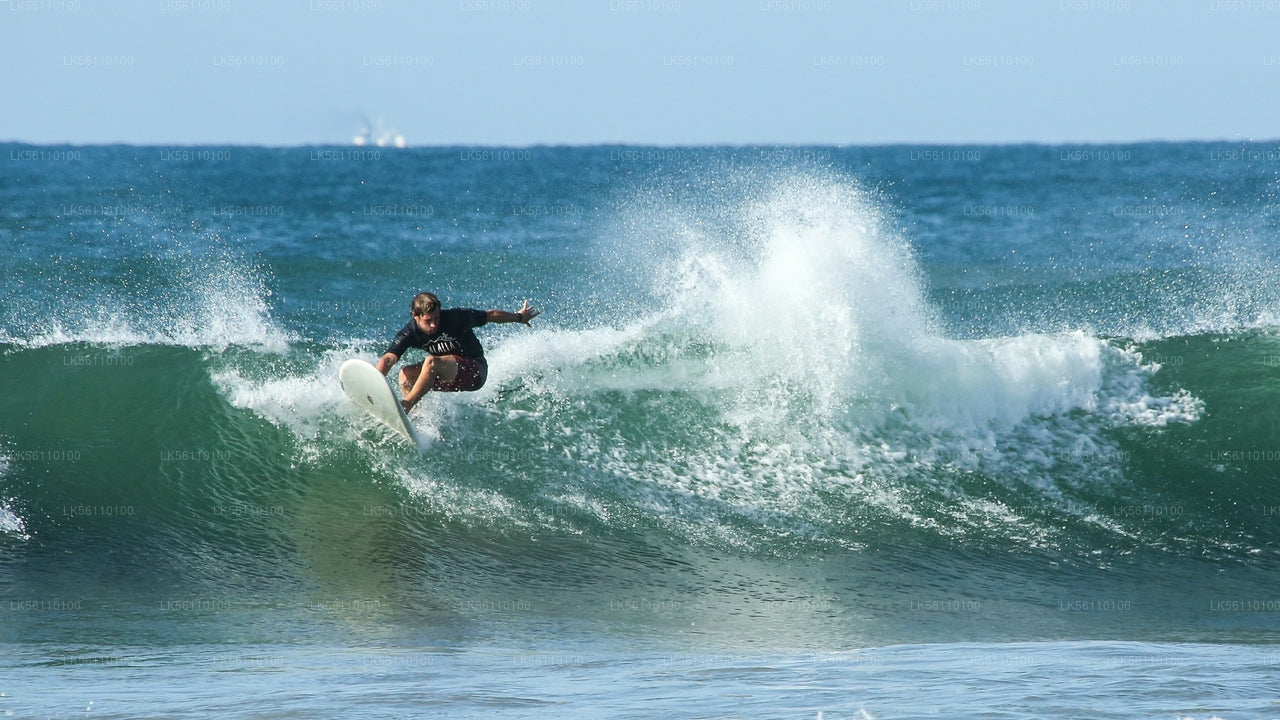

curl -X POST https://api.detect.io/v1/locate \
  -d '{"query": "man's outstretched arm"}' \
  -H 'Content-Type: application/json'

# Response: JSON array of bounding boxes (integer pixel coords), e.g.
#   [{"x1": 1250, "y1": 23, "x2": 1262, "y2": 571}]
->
[{"x1": 486, "y1": 299, "x2": 541, "y2": 325}]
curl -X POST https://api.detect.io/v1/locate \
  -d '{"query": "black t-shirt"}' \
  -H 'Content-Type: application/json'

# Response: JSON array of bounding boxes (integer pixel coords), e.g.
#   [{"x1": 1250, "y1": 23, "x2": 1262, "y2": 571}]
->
[{"x1": 386, "y1": 308, "x2": 489, "y2": 362}]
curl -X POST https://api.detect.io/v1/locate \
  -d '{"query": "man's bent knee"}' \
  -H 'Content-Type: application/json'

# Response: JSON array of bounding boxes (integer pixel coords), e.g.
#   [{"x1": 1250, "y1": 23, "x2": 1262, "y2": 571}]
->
[{"x1": 424, "y1": 355, "x2": 459, "y2": 385}]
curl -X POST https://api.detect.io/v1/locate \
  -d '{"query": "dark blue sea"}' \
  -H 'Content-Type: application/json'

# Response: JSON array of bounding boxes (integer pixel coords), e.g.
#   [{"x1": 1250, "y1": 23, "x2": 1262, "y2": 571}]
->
[{"x1": 3, "y1": 142, "x2": 1280, "y2": 718}]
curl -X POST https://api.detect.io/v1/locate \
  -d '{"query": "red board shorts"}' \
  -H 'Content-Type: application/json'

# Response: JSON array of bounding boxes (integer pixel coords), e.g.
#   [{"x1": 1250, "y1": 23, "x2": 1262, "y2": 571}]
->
[{"x1": 434, "y1": 355, "x2": 487, "y2": 392}]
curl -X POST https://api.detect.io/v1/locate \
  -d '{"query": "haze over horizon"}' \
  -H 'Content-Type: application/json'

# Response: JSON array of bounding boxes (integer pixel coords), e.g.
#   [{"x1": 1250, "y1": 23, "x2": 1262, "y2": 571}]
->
[{"x1": 2, "y1": 0, "x2": 1278, "y2": 147}]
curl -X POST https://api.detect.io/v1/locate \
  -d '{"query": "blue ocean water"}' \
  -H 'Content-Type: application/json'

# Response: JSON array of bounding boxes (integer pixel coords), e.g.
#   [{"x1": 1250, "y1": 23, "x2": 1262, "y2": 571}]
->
[{"x1": 2, "y1": 142, "x2": 1280, "y2": 717}]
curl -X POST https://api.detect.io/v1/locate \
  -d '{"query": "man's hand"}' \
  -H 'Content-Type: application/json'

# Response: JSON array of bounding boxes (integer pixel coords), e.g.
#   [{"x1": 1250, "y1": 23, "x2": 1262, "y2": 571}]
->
[{"x1": 515, "y1": 299, "x2": 540, "y2": 325}]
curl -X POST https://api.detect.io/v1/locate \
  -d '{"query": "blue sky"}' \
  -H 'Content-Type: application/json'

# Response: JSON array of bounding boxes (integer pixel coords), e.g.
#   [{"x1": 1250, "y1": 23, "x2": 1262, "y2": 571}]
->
[{"x1": 2, "y1": 0, "x2": 1277, "y2": 146}]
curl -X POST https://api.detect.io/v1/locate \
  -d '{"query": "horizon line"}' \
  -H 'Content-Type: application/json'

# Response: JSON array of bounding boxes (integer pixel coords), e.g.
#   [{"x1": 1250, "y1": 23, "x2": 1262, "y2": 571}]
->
[{"x1": 3, "y1": 137, "x2": 1278, "y2": 150}]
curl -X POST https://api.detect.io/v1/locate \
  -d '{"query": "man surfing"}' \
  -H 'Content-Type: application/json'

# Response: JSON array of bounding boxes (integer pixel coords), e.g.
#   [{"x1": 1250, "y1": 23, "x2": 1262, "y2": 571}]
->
[{"x1": 375, "y1": 292, "x2": 540, "y2": 412}]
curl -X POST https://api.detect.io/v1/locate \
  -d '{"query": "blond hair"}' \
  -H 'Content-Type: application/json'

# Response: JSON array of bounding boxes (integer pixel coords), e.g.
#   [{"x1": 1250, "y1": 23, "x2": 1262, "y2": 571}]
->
[{"x1": 411, "y1": 292, "x2": 440, "y2": 317}]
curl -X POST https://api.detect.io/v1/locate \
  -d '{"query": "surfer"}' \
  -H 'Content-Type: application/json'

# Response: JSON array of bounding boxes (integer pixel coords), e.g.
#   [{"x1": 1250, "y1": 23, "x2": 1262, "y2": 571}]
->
[{"x1": 376, "y1": 292, "x2": 540, "y2": 412}]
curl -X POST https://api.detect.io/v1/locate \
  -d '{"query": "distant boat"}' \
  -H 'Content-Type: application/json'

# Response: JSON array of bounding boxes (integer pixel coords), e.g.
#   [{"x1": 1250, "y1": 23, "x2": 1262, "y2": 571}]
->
[{"x1": 353, "y1": 118, "x2": 407, "y2": 148}]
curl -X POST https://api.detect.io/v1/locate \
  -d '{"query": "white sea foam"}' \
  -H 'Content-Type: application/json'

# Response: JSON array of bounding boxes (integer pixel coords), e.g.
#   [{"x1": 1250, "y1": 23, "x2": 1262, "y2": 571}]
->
[
  {"x1": 9, "y1": 251, "x2": 289, "y2": 352},
  {"x1": 214, "y1": 365, "x2": 343, "y2": 443},
  {"x1": 625, "y1": 174, "x2": 1198, "y2": 448},
  {"x1": 215, "y1": 348, "x2": 422, "y2": 448},
  {"x1": 525, "y1": 171, "x2": 1207, "y2": 547},
  {"x1": 0, "y1": 452, "x2": 29, "y2": 540},
  {"x1": 0, "y1": 503, "x2": 24, "y2": 539},
  {"x1": 0, "y1": 500, "x2": 26, "y2": 538}
]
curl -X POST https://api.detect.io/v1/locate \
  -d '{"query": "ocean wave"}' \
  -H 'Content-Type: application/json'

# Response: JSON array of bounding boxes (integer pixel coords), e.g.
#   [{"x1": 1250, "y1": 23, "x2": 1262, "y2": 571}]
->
[{"x1": 3, "y1": 166, "x2": 1266, "y2": 566}]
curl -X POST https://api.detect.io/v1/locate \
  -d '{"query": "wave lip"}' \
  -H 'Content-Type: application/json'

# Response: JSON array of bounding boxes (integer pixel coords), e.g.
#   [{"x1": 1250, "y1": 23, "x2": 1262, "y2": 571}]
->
[
  {"x1": 619, "y1": 171, "x2": 1201, "y2": 449},
  {"x1": 4, "y1": 240, "x2": 289, "y2": 353}
]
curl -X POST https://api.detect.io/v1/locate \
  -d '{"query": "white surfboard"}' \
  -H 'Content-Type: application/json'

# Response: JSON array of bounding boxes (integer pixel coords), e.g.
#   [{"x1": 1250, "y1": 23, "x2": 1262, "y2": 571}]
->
[{"x1": 339, "y1": 358, "x2": 428, "y2": 451}]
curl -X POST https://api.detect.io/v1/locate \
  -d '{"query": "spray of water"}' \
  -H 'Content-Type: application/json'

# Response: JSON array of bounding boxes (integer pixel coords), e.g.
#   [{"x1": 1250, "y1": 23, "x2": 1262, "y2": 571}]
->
[
  {"x1": 220, "y1": 168, "x2": 1204, "y2": 552},
  {"x1": 470, "y1": 169, "x2": 1204, "y2": 549}
]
